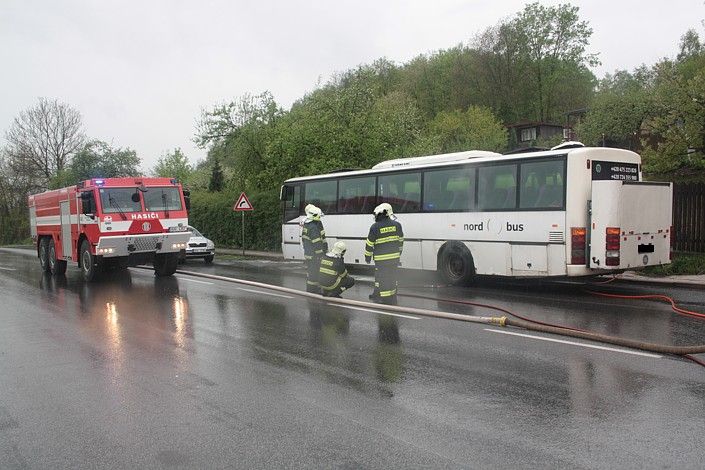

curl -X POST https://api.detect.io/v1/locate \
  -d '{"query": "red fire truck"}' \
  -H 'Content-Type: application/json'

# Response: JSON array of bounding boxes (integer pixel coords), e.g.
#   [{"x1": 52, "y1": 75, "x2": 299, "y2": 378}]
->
[{"x1": 28, "y1": 177, "x2": 192, "y2": 281}]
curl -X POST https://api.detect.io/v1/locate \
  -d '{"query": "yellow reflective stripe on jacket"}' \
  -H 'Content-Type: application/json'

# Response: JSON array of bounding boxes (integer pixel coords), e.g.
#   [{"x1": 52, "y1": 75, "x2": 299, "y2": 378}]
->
[
  {"x1": 375, "y1": 235, "x2": 401, "y2": 244},
  {"x1": 319, "y1": 267, "x2": 337, "y2": 276},
  {"x1": 374, "y1": 252, "x2": 400, "y2": 261},
  {"x1": 364, "y1": 237, "x2": 374, "y2": 257}
]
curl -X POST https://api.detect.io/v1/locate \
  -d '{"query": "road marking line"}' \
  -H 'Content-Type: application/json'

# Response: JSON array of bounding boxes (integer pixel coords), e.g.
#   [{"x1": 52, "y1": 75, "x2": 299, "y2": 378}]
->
[
  {"x1": 175, "y1": 276, "x2": 213, "y2": 285},
  {"x1": 0, "y1": 266, "x2": 17, "y2": 271},
  {"x1": 237, "y1": 287, "x2": 293, "y2": 299},
  {"x1": 484, "y1": 328, "x2": 662, "y2": 358},
  {"x1": 327, "y1": 303, "x2": 420, "y2": 320}
]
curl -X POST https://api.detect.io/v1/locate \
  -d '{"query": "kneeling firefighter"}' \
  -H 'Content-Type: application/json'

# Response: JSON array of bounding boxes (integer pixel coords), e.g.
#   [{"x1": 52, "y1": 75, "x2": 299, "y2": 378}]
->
[
  {"x1": 301, "y1": 204, "x2": 326, "y2": 293},
  {"x1": 365, "y1": 203, "x2": 404, "y2": 305},
  {"x1": 319, "y1": 241, "x2": 355, "y2": 298}
]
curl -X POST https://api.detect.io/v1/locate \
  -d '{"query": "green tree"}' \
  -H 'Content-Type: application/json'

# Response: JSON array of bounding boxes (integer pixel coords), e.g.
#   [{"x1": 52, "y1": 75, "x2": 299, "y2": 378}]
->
[
  {"x1": 473, "y1": 2, "x2": 597, "y2": 123},
  {"x1": 152, "y1": 148, "x2": 193, "y2": 183},
  {"x1": 576, "y1": 69, "x2": 654, "y2": 149},
  {"x1": 208, "y1": 158, "x2": 224, "y2": 192},
  {"x1": 641, "y1": 59, "x2": 705, "y2": 175},
  {"x1": 196, "y1": 92, "x2": 282, "y2": 189},
  {"x1": 72, "y1": 140, "x2": 140, "y2": 178},
  {"x1": 417, "y1": 106, "x2": 507, "y2": 154}
]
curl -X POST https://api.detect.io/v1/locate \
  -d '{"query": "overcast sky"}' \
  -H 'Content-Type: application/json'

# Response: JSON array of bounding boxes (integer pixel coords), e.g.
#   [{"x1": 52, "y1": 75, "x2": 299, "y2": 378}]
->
[{"x1": 1, "y1": 0, "x2": 703, "y2": 171}]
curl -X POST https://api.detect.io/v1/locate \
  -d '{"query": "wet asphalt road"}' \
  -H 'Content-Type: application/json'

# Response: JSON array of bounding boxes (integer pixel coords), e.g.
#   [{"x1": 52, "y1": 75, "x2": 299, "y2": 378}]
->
[{"x1": 1, "y1": 247, "x2": 704, "y2": 469}]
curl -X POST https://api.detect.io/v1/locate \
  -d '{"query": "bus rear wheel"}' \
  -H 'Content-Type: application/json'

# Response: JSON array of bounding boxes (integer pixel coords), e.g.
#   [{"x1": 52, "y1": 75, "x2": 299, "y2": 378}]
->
[
  {"x1": 439, "y1": 242, "x2": 475, "y2": 286},
  {"x1": 48, "y1": 238, "x2": 67, "y2": 276}
]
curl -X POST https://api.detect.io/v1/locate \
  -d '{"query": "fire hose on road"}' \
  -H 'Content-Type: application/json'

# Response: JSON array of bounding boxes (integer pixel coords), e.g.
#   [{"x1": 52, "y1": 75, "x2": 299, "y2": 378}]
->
[{"x1": 171, "y1": 268, "x2": 705, "y2": 364}]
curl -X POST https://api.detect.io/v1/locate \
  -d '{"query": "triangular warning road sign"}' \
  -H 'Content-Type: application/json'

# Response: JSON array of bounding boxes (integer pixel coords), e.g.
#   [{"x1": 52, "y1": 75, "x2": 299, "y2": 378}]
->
[{"x1": 233, "y1": 192, "x2": 254, "y2": 211}]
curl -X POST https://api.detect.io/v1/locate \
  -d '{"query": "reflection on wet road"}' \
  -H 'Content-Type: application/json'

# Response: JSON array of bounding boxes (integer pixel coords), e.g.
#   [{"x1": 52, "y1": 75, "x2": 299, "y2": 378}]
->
[{"x1": 1, "y1": 248, "x2": 704, "y2": 469}]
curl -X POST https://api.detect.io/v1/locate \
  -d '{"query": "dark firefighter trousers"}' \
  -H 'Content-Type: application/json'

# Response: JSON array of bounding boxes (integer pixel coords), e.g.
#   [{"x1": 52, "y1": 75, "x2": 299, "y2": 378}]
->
[
  {"x1": 305, "y1": 256, "x2": 322, "y2": 293},
  {"x1": 373, "y1": 263, "x2": 399, "y2": 304},
  {"x1": 322, "y1": 275, "x2": 355, "y2": 297}
]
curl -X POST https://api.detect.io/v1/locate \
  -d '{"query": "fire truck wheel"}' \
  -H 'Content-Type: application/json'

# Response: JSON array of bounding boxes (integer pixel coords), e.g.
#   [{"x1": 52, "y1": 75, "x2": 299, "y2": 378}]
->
[
  {"x1": 39, "y1": 238, "x2": 51, "y2": 273},
  {"x1": 48, "y1": 238, "x2": 67, "y2": 276},
  {"x1": 154, "y1": 253, "x2": 178, "y2": 277},
  {"x1": 80, "y1": 240, "x2": 99, "y2": 282}
]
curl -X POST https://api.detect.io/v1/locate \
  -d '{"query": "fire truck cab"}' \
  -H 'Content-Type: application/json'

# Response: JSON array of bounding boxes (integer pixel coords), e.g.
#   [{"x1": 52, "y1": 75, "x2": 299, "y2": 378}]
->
[{"x1": 28, "y1": 177, "x2": 192, "y2": 281}]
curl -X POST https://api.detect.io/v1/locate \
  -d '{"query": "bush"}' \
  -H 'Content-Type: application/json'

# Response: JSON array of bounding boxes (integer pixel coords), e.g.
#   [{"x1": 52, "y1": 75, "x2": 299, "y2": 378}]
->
[
  {"x1": 188, "y1": 190, "x2": 282, "y2": 251},
  {"x1": 642, "y1": 252, "x2": 705, "y2": 276},
  {"x1": 0, "y1": 212, "x2": 30, "y2": 245}
]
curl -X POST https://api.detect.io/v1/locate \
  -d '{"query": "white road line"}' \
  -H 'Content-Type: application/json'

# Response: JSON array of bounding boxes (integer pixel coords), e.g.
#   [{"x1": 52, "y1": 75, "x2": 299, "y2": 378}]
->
[
  {"x1": 0, "y1": 266, "x2": 17, "y2": 271},
  {"x1": 175, "y1": 276, "x2": 213, "y2": 285},
  {"x1": 327, "y1": 303, "x2": 420, "y2": 320},
  {"x1": 237, "y1": 287, "x2": 293, "y2": 299},
  {"x1": 484, "y1": 328, "x2": 662, "y2": 358}
]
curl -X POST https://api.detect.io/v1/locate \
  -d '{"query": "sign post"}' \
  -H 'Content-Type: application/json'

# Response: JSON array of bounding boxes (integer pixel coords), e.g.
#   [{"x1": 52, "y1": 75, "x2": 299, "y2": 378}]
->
[{"x1": 233, "y1": 192, "x2": 254, "y2": 256}]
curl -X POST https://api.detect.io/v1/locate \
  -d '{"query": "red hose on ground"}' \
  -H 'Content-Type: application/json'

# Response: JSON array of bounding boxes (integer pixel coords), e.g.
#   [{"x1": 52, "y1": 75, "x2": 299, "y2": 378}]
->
[
  {"x1": 398, "y1": 282, "x2": 705, "y2": 368},
  {"x1": 584, "y1": 290, "x2": 705, "y2": 320}
]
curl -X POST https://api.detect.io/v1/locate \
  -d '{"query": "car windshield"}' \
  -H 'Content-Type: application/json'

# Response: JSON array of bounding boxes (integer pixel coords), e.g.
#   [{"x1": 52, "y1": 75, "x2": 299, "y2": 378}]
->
[
  {"x1": 188, "y1": 227, "x2": 203, "y2": 237},
  {"x1": 144, "y1": 187, "x2": 183, "y2": 211},
  {"x1": 98, "y1": 188, "x2": 142, "y2": 213}
]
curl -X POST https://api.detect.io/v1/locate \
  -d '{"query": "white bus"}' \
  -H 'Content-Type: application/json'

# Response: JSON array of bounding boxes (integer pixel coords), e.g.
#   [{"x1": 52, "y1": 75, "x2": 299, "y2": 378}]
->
[{"x1": 280, "y1": 143, "x2": 673, "y2": 285}]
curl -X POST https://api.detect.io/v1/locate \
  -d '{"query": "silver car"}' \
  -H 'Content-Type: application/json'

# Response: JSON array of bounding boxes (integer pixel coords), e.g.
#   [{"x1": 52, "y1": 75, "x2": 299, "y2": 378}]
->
[{"x1": 183, "y1": 226, "x2": 215, "y2": 263}]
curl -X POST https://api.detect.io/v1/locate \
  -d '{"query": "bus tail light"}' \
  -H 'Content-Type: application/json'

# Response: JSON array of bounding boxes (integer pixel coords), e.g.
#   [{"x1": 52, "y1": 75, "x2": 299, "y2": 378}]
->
[
  {"x1": 606, "y1": 227, "x2": 620, "y2": 266},
  {"x1": 571, "y1": 227, "x2": 586, "y2": 265}
]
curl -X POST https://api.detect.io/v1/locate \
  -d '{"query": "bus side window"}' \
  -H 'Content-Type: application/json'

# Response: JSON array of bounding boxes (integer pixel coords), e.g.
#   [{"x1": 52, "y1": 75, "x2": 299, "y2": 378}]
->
[
  {"x1": 283, "y1": 184, "x2": 302, "y2": 221},
  {"x1": 478, "y1": 164, "x2": 516, "y2": 210},
  {"x1": 520, "y1": 172, "x2": 540, "y2": 208},
  {"x1": 338, "y1": 176, "x2": 375, "y2": 213},
  {"x1": 305, "y1": 180, "x2": 337, "y2": 214},
  {"x1": 520, "y1": 160, "x2": 565, "y2": 209},
  {"x1": 423, "y1": 168, "x2": 474, "y2": 211},
  {"x1": 379, "y1": 172, "x2": 421, "y2": 213}
]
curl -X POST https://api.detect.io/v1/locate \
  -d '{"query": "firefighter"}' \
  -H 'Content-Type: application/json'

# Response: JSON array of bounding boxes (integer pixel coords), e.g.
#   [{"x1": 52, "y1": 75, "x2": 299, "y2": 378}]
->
[
  {"x1": 364, "y1": 203, "x2": 404, "y2": 305},
  {"x1": 301, "y1": 204, "x2": 327, "y2": 293},
  {"x1": 319, "y1": 241, "x2": 355, "y2": 298}
]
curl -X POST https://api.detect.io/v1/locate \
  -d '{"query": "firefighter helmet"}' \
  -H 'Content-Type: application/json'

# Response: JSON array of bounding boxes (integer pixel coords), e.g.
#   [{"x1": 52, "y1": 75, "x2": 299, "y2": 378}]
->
[
  {"x1": 330, "y1": 241, "x2": 346, "y2": 257},
  {"x1": 373, "y1": 202, "x2": 393, "y2": 217},
  {"x1": 305, "y1": 204, "x2": 323, "y2": 220}
]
